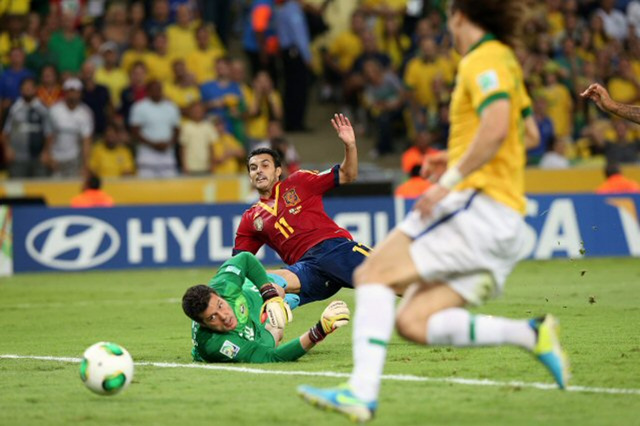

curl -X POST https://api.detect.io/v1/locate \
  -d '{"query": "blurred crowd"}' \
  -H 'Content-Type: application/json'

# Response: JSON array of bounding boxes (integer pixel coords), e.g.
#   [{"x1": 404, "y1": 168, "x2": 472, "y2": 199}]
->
[{"x1": 1, "y1": 0, "x2": 640, "y2": 182}]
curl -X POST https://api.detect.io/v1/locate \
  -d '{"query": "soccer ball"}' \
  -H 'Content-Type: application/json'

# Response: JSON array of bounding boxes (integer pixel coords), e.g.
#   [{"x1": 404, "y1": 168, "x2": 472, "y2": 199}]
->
[{"x1": 80, "y1": 342, "x2": 134, "y2": 395}]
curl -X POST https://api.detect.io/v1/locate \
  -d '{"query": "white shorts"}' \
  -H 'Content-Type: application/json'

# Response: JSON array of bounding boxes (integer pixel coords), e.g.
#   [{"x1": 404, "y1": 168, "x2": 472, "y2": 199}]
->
[{"x1": 398, "y1": 189, "x2": 526, "y2": 306}]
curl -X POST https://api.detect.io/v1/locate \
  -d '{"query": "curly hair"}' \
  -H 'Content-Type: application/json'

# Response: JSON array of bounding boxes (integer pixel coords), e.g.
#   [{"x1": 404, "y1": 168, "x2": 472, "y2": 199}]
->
[{"x1": 450, "y1": 0, "x2": 526, "y2": 47}]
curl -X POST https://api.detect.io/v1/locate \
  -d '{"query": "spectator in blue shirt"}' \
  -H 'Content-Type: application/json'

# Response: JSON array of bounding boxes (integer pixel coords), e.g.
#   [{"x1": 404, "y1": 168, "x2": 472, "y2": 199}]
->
[
  {"x1": 275, "y1": 0, "x2": 312, "y2": 132},
  {"x1": 0, "y1": 47, "x2": 34, "y2": 115},
  {"x1": 528, "y1": 96, "x2": 555, "y2": 165},
  {"x1": 200, "y1": 57, "x2": 244, "y2": 137}
]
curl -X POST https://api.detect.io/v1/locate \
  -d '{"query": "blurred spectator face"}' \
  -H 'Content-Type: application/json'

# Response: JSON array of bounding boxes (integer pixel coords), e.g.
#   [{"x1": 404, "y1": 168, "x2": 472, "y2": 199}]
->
[
  {"x1": 65, "y1": 87, "x2": 82, "y2": 106},
  {"x1": 61, "y1": 12, "x2": 75, "y2": 32},
  {"x1": 80, "y1": 62, "x2": 96, "y2": 82},
  {"x1": 215, "y1": 59, "x2": 231, "y2": 80},
  {"x1": 189, "y1": 102, "x2": 205, "y2": 121},
  {"x1": 103, "y1": 48, "x2": 118, "y2": 67},
  {"x1": 534, "y1": 97, "x2": 547, "y2": 117},
  {"x1": 147, "y1": 80, "x2": 163, "y2": 101},
  {"x1": 547, "y1": 0, "x2": 561, "y2": 11},
  {"x1": 7, "y1": 15, "x2": 24, "y2": 36},
  {"x1": 130, "y1": 63, "x2": 148, "y2": 86},
  {"x1": 619, "y1": 58, "x2": 632, "y2": 76},
  {"x1": 9, "y1": 47, "x2": 25, "y2": 68},
  {"x1": 419, "y1": 37, "x2": 437, "y2": 61},
  {"x1": 563, "y1": 38, "x2": 575, "y2": 55},
  {"x1": 130, "y1": 2, "x2": 146, "y2": 27},
  {"x1": 196, "y1": 26, "x2": 210, "y2": 49},
  {"x1": 415, "y1": 18, "x2": 433, "y2": 39},
  {"x1": 82, "y1": 24, "x2": 96, "y2": 42},
  {"x1": 172, "y1": 59, "x2": 187, "y2": 81},
  {"x1": 41, "y1": 65, "x2": 58, "y2": 86},
  {"x1": 153, "y1": 0, "x2": 170, "y2": 21},
  {"x1": 564, "y1": 0, "x2": 578, "y2": 13},
  {"x1": 363, "y1": 60, "x2": 382, "y2": 84},
  {"x1": 601, "y1": 0, "x2": 615, "y2": 13},
  {"x1": 89, "y1": 32, "x2": 104, "y2": 53},
  {"x1": 176, "y1": 5, "x2": 191, "y2": 27},
  {"x1": 27, "y1": 12, "x2": 40, "y2": 35},
  {"x1": 21, "y1": 79, "x2": 37, "y2": 102},
  {"x1": 536, "y1": 35, "x2": 552, "y2": 56},
  {"x1": 414, "y1": 131, "x2": 431, "y2": 149},
  {"x1": 351, "y1": 11, "x2": 366, "y2": 34},
  {"x1": 153, "y1": 33, "x2": 168, "y2": 54},
  {"x1": 361, "y1": 32, "x2": 378, "y2": 53},
  {"x1": 37, "y1": 26, "x2": 51, "y2": 45},
  {"x1": 108, "y1": 4, "x2": 127, "y2": 25},
  {"x1": 553, "y1": 138, "x2": 567, "y2": 155},
  {"x1": 614, "y1": 119, "x2": 628, "y2": 138},
  {"x1": 268, "y1": 121, "x2": 283, "y2": 138},
  {"x1": 590, "y1": 14, "x2": 604, "y2": 32},
  {"x1": 565, "y1": 13, "x2": 578, "y2": 33},
  {"x1": 544, "y1": 69, "x2": 558, "y2": 85},
  {"x1": 214, "y1": 117, "x2": 226, "y2": 134},
  {"x1": 254, "y1": 71, "x2": 273, "y2": 92},
  {"x1": 131, "y1": 29, "x2": 148, "y2": 51},
  {"x1": 384, "y1": 17, "x2": 400, "y2": 36},
  {"x1": 231, "y1": 60, "x2": 247, "y2": 84},
  {"x1": 579, "y1": 30, "x2": 592, "y2": 49},
  {"x1": 105, "y1": 125, "x2": 119, "y2": 148}
]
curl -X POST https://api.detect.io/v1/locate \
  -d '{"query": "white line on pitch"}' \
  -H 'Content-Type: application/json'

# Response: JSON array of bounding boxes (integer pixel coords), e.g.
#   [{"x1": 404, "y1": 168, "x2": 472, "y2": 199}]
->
[
  {"x1": 2, "y1": 298, "x2": 180, "y2": 309},
  {"x1": 2, "y1": 354, "x2": 639, "y2": 396}
]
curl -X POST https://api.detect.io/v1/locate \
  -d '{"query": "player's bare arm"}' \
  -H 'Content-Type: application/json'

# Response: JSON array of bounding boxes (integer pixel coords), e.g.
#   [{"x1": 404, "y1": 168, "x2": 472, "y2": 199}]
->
[
  {"x1": 415, "y1": 99, "x2": 510, "y2": 217},
  {"x1": 581, "y1": 83, "x2": 640, "y2": 124},
  {"x1": 332, "y1": 113, "x2": 358, "y2": 184}
]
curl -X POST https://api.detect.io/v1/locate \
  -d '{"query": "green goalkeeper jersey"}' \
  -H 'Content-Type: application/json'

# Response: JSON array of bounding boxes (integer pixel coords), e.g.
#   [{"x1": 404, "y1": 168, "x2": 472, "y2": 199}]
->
[{"x1": 190, "y1": 252, "x2": 307, "y2": 363}]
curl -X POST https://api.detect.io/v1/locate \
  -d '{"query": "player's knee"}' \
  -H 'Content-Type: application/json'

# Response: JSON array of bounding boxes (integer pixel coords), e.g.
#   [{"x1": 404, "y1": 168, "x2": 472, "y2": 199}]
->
[
  {"x1": 353, "y1": 259, "x2": 380, "y2": 286},
  {"x1": 395, "y1": 309, "x2": 426, "y2": 344}
]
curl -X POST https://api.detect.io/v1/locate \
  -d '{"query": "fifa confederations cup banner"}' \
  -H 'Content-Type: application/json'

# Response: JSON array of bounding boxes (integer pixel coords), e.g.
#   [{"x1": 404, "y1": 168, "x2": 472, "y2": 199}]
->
[{"x1": 10, "y1": 194, "x2": 640, "y2": 273}]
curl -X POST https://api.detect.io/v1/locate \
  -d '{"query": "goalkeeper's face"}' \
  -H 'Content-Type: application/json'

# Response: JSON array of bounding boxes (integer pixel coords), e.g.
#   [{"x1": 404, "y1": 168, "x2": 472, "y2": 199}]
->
[{"x1": 200, "y1": 294, "x2": 238, "y2": 332}]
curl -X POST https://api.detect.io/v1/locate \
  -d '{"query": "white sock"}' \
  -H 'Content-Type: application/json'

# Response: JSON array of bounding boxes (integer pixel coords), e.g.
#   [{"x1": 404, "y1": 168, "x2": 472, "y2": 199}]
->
[
  {"x1": 426, "y1": 308, "x2": 535, "y2": 350},
  {"x1": 348, "y1": 284, "x2": 396, "y2": 402}
]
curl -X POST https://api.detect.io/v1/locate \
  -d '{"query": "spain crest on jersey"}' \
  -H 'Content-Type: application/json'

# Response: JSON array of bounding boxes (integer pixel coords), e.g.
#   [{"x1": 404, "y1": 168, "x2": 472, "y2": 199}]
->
[
  {"x1": 253, "y1": 216, "x2": 264, "y2": 231},
  {"x1": 283, "y1": 188, "x2": 300, "y2": 207}
]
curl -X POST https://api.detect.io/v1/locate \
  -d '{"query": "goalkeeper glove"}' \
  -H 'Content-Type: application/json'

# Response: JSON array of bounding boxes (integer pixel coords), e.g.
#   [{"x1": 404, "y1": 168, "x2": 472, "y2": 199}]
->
[
  {"x1": 309, "y1": 300, "x2": 350, "y2": 344},
  {"x1": 259, "y1": 283, "x2": 293, "y2": 330}
]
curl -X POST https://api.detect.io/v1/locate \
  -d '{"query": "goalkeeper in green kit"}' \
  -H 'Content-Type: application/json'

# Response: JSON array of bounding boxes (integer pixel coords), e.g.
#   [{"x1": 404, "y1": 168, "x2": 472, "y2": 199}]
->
[{"x1": 181, "y1": 252, "x2": 350, "y2": 363}]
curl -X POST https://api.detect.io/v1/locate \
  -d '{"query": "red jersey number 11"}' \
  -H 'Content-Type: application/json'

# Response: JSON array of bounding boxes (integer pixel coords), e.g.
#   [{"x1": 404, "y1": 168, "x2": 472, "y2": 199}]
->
[{"x1": 275, "y1": 217, "x2": 295, "y2": 239}]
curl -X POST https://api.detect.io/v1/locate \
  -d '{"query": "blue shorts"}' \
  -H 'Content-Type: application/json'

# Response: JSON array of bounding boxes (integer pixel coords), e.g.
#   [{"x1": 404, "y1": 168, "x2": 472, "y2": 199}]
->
[{"x1": 284, "y1": 238, "x2": 371, "y2": 306}]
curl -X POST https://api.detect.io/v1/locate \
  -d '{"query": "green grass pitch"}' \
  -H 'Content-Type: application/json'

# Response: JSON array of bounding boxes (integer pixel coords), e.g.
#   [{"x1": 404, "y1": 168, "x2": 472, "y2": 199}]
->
[{"x1": 1, "y1": 258, "x2": 639, "y2": 425}]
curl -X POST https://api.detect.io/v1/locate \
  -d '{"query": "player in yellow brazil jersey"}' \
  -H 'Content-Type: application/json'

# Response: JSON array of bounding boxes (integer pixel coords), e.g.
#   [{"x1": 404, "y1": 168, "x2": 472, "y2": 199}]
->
[{"x1": 298, "y1": 1, "x2": 569, "y2": 422}]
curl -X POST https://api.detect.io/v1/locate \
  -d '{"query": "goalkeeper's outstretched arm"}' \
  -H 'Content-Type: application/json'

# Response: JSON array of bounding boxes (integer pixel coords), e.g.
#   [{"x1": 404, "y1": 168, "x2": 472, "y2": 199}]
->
[{"x1": 203, "y1": 300, "x2": 351, "y2": 363}]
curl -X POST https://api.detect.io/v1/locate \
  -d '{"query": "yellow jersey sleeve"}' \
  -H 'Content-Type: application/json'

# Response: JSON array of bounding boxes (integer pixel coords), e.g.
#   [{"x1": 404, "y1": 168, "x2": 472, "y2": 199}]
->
[{"x1": 461, "y1": 55, "x2": 515, "y2": 116}]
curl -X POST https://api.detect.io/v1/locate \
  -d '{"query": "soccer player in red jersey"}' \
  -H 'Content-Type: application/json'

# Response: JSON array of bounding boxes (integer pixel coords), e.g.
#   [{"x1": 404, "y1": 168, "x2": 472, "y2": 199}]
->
[{"x1": 233, "y1": 114, "x2": 371, "y2": 307}]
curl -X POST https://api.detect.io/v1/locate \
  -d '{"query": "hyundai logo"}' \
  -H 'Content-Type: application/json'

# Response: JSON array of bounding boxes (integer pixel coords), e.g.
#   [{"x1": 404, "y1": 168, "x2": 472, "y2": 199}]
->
[{"x1": 26, "y1": 216, "x2": 120, "y2": 270}]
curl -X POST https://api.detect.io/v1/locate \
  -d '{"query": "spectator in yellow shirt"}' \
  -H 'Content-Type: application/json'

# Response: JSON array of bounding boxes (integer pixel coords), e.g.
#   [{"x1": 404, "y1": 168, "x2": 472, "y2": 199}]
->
[
  {"x1": 540, "y1": 65, "x2": 573, "y2": 139},
  {"x1": 164, "y1": 59, "x2": 201, "y2": 115},
  {"x1": 167, "y1": 4, "x2": 197, "y2": 59},
  {"x1": 147, "y1": 33, "x2": 174, "y2": 84},
  {"x1": 377, "y1": 15, "x2": 410, "y2": 71},
  {"x1": 89, "y1": 122, "x2": 135, "y2": 178},
  {"x1": 246, "y1": 71, "x2": 283, "y2": 143},
  {"x1": 404, "y1": 37, "x2": 442, "y2": 127},
  {"x1": 324, "y1": 10, "x2": 366, "y2": 80},
  {"x1": 94, "y1": 41, "x2": 129, "y2": 109},
  {"x1": 0, "y1": 14, "x2": 37, "y2": 65},
  {"x1": 121, "y1": 28, "x2": 154, "y2": 73},
  {"x1": 607, "y1": 57, "x2": 640, "y2": 105},
  {"x1": 186, "y1": 25, "x2": 225, "y2": 84},
  {"x1": 179, "y1": 101, "x2": 218, "y2": 175},
  {"x1": 211, "y1": 116, "x2": 246, "y2": 175}
]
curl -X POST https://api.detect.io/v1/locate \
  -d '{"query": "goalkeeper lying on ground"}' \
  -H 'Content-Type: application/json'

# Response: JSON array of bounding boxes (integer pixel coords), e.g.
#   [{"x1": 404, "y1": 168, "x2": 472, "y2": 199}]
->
[{"x1": 181, "y1": 252, "x2": 350, "y2": 363}]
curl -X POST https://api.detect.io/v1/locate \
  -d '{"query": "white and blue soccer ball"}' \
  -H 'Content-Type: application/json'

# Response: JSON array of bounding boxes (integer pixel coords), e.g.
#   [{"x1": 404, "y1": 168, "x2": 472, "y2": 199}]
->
[{"x1": 80, "y1": 342, "x2": 134, "y2": 395}]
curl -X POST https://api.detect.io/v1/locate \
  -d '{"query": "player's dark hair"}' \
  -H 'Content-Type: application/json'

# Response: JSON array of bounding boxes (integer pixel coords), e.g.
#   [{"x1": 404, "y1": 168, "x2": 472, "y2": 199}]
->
[
  {"x1": 246, "y1": 147, "x2": 282, "y2": 170},
  {"x1": 87, "y1": 174, "x2": 101, "y2": 190},
  {"x1": 605, "y1": 162, "x2": 621, "y2": 178},
  {"x1": 409, "y1": 164, "x2": 422, "y2": 178},
  {"x1": 450, "y1": 0, "x2": 525, "y2": 47},
  {"x1": 182, "y1": 285, "x2": 218, "y2": 323}
]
